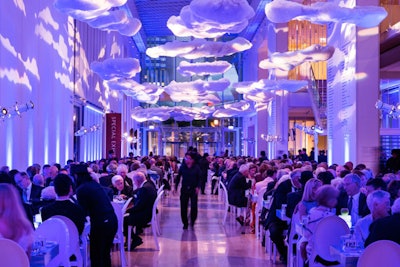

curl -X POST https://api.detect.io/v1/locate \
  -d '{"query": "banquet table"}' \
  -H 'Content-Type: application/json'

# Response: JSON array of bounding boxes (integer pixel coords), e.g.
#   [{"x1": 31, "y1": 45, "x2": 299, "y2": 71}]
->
[{"x1": 30, "y1": 241, "x2": 59, "y2": 267}]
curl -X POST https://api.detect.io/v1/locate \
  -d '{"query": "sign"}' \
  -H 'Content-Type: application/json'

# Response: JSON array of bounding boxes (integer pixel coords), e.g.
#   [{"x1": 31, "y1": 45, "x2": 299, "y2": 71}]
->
[{"x1": 106, "y1": 113, "x2": 121, "y2": 159}]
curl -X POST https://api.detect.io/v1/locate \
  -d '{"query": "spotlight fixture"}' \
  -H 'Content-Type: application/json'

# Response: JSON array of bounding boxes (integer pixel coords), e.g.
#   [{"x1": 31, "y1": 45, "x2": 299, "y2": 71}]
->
[
  {"x1": 74, "y1": 124, "x2": 101, "y2": 137},
  {"x1": 375, "y1": 100, "x2": 400, "y2": 119},
  {"x1": 0, "y1": 101, "x2": 34, "y2": 120}
]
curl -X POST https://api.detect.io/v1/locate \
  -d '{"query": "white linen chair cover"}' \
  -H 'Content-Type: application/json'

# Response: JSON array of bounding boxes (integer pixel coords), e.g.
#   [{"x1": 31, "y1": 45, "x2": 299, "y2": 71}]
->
[
  {"x1": 35, "y1": 217, "x2": 70, "y2": 267},
  {"x1": 0, "y1": 238, "x2": 29, "y2": 267},
  {"x1": 127, "y1": 190, "x2": 164, "y2": 251},
  {"x1": 357, "y1": 240, "x2": 400, "y2": 267},
  {"x1": 52, "y1": 215, "x2": 83, "y2": 267},
  {"x1": 309, "y1": 215, "x2": 350, "y2": 267}
]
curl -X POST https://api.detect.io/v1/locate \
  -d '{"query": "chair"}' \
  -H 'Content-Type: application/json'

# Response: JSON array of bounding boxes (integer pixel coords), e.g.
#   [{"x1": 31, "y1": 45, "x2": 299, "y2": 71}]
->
[
  {"x1": 0, "y1": 238, "x2": 29, "y2": 267},
  {"x1": 127, "y1": 190, "x2": 164, "y2": 251},
  {"x1": 80, "y1": 223, "x2": 91, "y2": 267},
  {"x1": 219, "y1": 180, "x2": 229, "y2": 225},
  {"x1": 357, "y1": 240, "x2": 400, "y2": 267},
  {"x1": 255, "y1": 188, "x2": 267, "y2": 239},
  {"x1": 35, "y1": 217, "x2": 70, "y2": 267},
  {"x1": 111, "y1": 202, "x2": 128, "y2": 267},
  {"x1": 157, "y1": 184, "x2": 165, "y2": 195},
  {"x1": 309, "y1": 215, "x2": 350, "y2": 267},
  {"x1": 52, "y1": 215, "x2": 83, "y2": 267}
]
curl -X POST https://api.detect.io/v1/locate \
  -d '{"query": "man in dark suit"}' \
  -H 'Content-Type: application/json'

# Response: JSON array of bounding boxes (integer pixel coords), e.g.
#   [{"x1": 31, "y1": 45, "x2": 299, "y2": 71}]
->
[
  {"x1": 41, "y1": 174, "x2": 86, "y2": 235},
  {"x1": 125, "y1": 171, "x2": 157, "y2": 250},
  {"x1": 365, "y1": 198, "x2": 400, "y2": 247},
  {"x1": 286, "y1": 170, "x2": 314, "y2": 218},
  {"x1": 14, "y1": 171, "x2": 43, "y2": 214},
  {"x1": 264, "y1": 169, "x2": 302, "y2": 264},
  {"x1": 336, "y1": 173, "x2": 370, "y2": 226}
]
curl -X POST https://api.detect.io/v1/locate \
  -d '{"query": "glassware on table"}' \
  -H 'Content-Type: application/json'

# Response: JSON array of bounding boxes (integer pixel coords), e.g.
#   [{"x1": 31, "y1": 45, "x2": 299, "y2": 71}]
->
[{"x1": 340, "y1": 208, "x2": 349, "y2": 216}]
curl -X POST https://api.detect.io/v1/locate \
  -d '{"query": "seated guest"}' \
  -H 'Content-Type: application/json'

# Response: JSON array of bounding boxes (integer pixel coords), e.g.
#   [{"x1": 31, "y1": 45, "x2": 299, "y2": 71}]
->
[
  {"x1": 227, "y1": 163, "x2": 252, "y2": 225},
  {"x1": 292, "y1": 178, "x2": 322, "y2": 262},
  {"x1": 125, "y1": 171, "x2": 157, "y2": 250},
  {"x1": 387, "y1": 180, "x2": 400, "y2": 204},
  {"x1": 14, "y1": 171, "x2": 43, "y2": 214},
  {"x1": 111, "y1": 175, "x2": 133, "y2": 200},
  {"x1": 0, "y1": 183, "x2": 34, "y2": 256},
  {"x1": 354, "y1": 190, "x2": 390, "y2": 243},
  {"x1": 264, "y1": 169, "x2": 302, "y2": 264},
  {"x1": 365, "y1": 178, "x2": 387, "y2": 196},
  {"x1": 32, "y1": 174, "x2": 45, "y2": 187},
  {"x1": 365, "y1": 197, "x2": 400, "y2": 247},
  {"x1": 39, "y1": 186, "x2": 57, "y2": 207},
  {"x1": 41, "y1": 174, "x2": 86, "y2": 235},
  {"x1": 303, "y1": 185, "x2": 339, "y2": 265},
  {"x1": 336, "y1": 173, "x2": 369, "y2": 226}
]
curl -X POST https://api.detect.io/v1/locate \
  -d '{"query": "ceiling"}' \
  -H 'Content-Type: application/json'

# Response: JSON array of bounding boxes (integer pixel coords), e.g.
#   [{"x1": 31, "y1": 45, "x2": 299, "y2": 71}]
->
[{"x1": 134, "y1": 0, "x2": 192, "y2": 37}]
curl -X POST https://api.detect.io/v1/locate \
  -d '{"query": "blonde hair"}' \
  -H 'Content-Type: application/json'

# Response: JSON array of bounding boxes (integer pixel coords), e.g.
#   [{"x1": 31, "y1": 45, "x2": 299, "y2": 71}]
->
[
  {"x1": 0, "y1": 184, "x2": 33, "y2": 241},
  {"x1": 302, "y1": 178, "x2": 322, "y2": 202}
]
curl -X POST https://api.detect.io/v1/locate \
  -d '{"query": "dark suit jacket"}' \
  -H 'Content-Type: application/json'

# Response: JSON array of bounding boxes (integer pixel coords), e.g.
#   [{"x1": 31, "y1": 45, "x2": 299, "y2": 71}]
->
[
  {"x1": 336, "y1": 190, "x2": 370, "y2": 217},
  {"x1": 286, "y1": 190, "x2": 303, "y2": 218},
  {"x1": 365, "y1": 213, "x2": 400, "y2": 247},
  {"x1": 76, "y1": 180, "x2": 117, "y2": 227},
  {"x1": 99, "y1": 174, "x2": 113, "y2": 188},
  {"x1": 18, "y1": 183, "x2": 43, "y2": 214},
  {"x1": 264, "y1": 179, "x2": 294, "y2": 228},
  {"x1": 112, "y1": 185, "x2": 133, "y2": 199},
  {"x1": 41, "y1": 200, "x2": 86, "y2": 235},
  {"x1": 227, "y1": 171, "x2": 251, "y2": 208},
  {"x1": 127, "y1": 181, "x2": 157, "y2": 227}
]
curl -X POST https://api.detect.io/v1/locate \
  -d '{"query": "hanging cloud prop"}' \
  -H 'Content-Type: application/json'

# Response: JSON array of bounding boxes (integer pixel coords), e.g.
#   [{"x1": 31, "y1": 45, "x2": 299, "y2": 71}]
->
[
  {"x1": 86, "y1": 10, "x2": 142, "y2": 36},
  {"x1": 91, "y1": 58, "x2": 141, "y2": 80},
  {"x1": 213, "y1": 100, "x2": 254, "y2": 118},
  {"x1": 130, "y1": 105, "x2": 215, "y2": 122},
  {"x1": 54, "y1": 0, "x2": 142, "y2": 36},
  {"x1": 265, "y1": 0, "x2": 387, "y2": 28},
  {"x1": 146, "y1": 37, "x2": 252, "y2": 59},
  {"x1": 243, "y1": 91, "x2": 275, "y2": 103},
  {"x1": 131, "y1": 106, "x2": 171, "y2": 122},
  {"x1": 177, "y1": 61, "x2": 232, "y2": 76},
  {"x1": 234, "y1": 79, "x2": 308, "y2": 93},
  {"x1": 105, "y1": 79, "x2": 163, "y2": 104},
  {"x1": 167, "y1": 0, "x2": 255, "y2": 38},
  {"x1": 164, "y1": 78, "x2": 230, "y2": 104},
  {"x1": 259, "y1": 44, "x2": 335, "y2": 71}
]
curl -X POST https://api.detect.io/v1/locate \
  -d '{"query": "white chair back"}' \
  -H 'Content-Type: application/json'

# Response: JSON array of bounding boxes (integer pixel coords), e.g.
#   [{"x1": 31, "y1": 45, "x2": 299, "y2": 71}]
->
[
  {"x1": 357, "y1": 240, "x2": 400, "y2": 267},
  {"x1": 157, "y1": 184, "x2": 165, "y2": 195},
  {"x1": 151, "y1": 190, "x2": 164, "y2": 250},
  {"x1": 81, "y1": 223, "x2": 91, "y2": 267},
  {"x1": 0, "y1": 238, "x2": 29, "y2": 267},
  {"x1": 219, "y1": 180, "x2": 229, "y2": 224},
  {"x1": 35, "y1": 217, "x2": 70, "y2": 267},
  {"x1": 111, "y1": 201, "x2": 127, "y2": 266},
  {"x1": 310, "y1": 215, "x2": 349, "y2": 265},
  {"x1": 52, "y1": 215, "x2": 83, "y2": 267}
]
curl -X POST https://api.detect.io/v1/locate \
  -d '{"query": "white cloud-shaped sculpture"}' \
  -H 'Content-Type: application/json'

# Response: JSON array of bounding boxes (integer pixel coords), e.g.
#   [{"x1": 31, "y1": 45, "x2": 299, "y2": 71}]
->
[
  {"x1": 86, "y1": 10, "x2": 142, "y2": 36},
  {"x1": 131, "y1": 106, "x2": 171, "y2": 122},
  {"x1": 54, "y1": 0, "x2": 127, "y2": 20},
  {"x1": 91, "y1": 58, "x2": 141, "y2": 80},
  {"x1": 167, "y1": 0, "x2": 255, "y2": 38},
  {"x1": 105, "y1": 79, "x2": 163, "y2": 104},
  {"x1": 146, "y1": 37, "x2": 252, "y2": 59},
  {"x1": 259, "y1": 44, "x2": 335, "y2": 71},
  {"x1": 177, "y1": 61, "x2": 232, "y2": 76},
  {"x1": 243, "y1": 90, "x2": 274, "y2": 103},
  {"x1": 169, "y1": 106, "x2": 215, "y2": 121},
  {"x1": 213, "y1": 100, "x2": 254, "y2": 118},
  {"x1": 164, "y1": 78, "x2": 230, "y2": 104},
  {"x1": 54, "y1": 0, "x2": 142, "y2": 36},
  {"x1": 234, "y1": 79, "x2": 308, "y2": 93},
  {"x1": 265, "y1": 0, "x2": 387, "y2": 28}
]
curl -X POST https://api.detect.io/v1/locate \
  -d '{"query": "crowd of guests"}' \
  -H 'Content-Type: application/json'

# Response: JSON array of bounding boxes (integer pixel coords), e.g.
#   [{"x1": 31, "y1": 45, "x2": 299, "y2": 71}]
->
[{"x1": 1, "y1": 148, "x2": 400, "y2": 266}]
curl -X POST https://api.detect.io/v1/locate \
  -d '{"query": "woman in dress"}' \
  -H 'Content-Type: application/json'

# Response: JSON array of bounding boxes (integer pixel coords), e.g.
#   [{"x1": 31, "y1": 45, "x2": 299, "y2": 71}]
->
[{"x1": 0, "y1": 183, "x2": 34, "y2": 256}]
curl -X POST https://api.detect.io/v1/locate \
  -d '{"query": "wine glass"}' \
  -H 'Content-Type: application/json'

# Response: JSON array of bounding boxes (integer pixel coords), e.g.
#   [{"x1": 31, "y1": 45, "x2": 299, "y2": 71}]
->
[{"x1": 340, "y1": 208, "x2": 349, "y2": 216}]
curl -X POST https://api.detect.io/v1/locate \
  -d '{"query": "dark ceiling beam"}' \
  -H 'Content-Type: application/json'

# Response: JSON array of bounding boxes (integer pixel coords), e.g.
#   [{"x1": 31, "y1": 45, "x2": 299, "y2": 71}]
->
[
  {"x1": 122, "y1": 0, "x2": 147, "y2": 53},
  {"x1": 239, "y1": 0, "x2": 269, "y2": 42}
]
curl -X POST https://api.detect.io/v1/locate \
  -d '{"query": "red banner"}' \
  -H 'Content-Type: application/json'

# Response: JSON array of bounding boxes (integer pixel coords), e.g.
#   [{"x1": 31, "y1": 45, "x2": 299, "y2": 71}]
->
[{"x1": 106, "y1": 113, "x2": 121, "y2": 159}]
